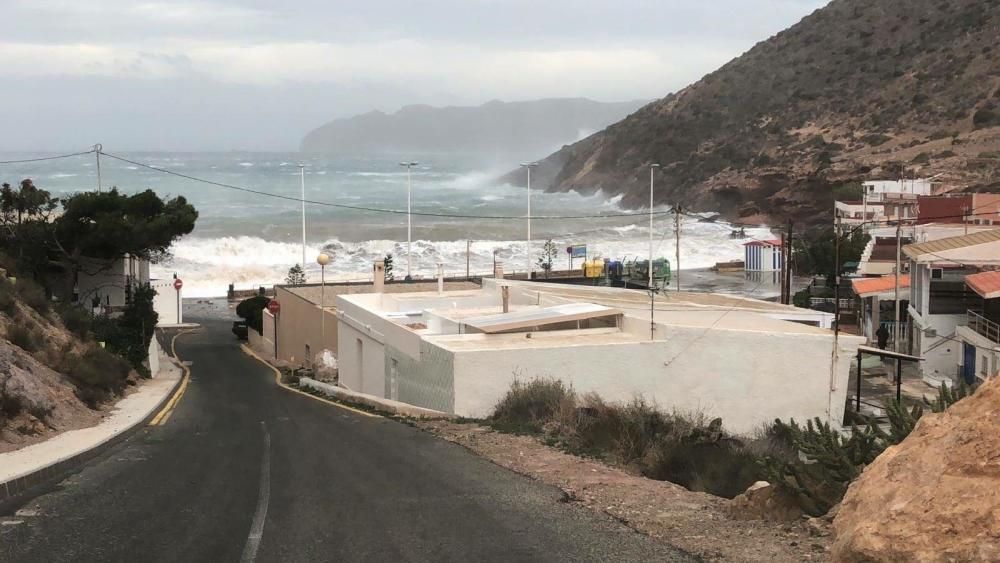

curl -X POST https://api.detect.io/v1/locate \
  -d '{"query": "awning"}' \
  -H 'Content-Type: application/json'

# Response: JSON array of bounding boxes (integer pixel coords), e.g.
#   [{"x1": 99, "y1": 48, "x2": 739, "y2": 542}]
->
[
  {"x1": 851, "y1": 275, "x2": 910, "y2": 299},
  {"x1": 965, "y1": 270, "x2": 1000, "y2": 300},
  {"x1": 463, "y1": 303, "x2": 621, "y2": 334}
]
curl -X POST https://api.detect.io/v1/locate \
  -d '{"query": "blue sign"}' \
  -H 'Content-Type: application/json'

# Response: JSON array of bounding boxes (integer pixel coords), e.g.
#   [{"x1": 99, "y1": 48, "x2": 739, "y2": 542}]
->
[{"x1": 571, "y1": 245, "x2": 587, "y2": 258}]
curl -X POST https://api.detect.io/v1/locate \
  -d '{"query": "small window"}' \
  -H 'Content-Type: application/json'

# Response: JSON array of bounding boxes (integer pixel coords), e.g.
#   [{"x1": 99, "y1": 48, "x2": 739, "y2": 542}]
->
[{"x1": 931, "y1": 268, "x2": 943, "y2": 279}]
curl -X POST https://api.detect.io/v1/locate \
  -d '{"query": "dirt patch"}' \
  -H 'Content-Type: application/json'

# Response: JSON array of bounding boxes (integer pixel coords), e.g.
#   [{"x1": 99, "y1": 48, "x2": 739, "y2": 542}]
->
[{"x1": 419, "y1": 420, "x2": 831, "y2": 562}]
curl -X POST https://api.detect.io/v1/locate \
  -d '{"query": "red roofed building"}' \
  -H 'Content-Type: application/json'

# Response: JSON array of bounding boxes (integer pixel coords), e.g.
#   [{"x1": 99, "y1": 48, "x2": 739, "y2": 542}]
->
[
  {"x1": 956, "y1": 270, "x2": 1000, "y2": 385},
  {"x1": 743, "y1": 239, "x2": 783, "y2": 272}
]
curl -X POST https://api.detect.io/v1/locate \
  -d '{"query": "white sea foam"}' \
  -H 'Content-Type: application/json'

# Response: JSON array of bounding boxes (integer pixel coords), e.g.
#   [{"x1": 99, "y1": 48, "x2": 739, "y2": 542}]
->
[{"x1": 153, "y1": 219, "x2": 770, "y2": 297}]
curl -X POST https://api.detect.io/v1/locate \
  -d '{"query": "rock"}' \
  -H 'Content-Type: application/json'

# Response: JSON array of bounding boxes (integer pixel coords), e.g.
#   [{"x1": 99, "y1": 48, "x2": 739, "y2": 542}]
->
[
  {"x1": 726, "y1": 481, "x2": 804, "y2": 522},
  {"x1": 831, "y1": 376, "x2": 1000, "y2": 562}
]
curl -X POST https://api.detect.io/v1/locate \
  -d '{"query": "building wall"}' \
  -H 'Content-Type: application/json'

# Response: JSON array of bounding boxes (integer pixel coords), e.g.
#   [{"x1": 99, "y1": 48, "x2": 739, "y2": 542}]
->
[
  {"x1": 955, "y1": 326, "x2": 999, "y2": 381},
  {"x1": 384, "y1": 341, "x2": 455, "y2": 413},
  {"x1": 909, "y1": 307, "x2": 964, "y2": 380},
  {"x1": 970, "y1": 194, "x2": 1000, "y2": 226},
  {"x1": 151, "y1": 279, "x2": 181, "y2": 325},
  {"x1": 273, "y1": 286, "x2": 338, "y2": 366},
  {"x1": 448, "y1": 327, "x2": 860, "y2": 435}
]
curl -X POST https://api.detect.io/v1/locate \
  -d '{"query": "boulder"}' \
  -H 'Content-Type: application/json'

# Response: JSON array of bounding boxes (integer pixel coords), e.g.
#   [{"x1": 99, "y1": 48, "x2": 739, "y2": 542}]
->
[
  {"x1": 831, "y1": 377, "x2": 1000, "y2": 562},
  {"x1": 726, "y1": 480, "x2": 803, "y2": 522}
]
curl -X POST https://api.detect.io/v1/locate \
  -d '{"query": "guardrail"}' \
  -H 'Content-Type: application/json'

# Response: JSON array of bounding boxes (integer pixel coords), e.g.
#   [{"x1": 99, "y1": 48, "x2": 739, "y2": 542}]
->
[{"x1": 968, "y1": 309, "x2": 1000, "y2": 344}]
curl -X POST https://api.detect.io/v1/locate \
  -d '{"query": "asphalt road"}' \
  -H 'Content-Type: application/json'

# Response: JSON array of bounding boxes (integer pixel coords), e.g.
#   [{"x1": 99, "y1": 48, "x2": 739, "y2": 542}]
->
[{"x1": 1, "y1": 317, "x2": 693, "y2": 562}]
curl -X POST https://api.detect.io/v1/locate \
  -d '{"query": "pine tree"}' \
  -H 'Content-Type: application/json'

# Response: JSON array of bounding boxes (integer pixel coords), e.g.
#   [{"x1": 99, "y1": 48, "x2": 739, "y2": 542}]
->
[
  {"x1": 285, "y1": 264, "x2": 306, "y2": 285},
  {"x1": 383, "y1": 254, "x2": 394, "y2": 281},
  {"x1": 536, "y1": 239, "x2": 557, "y2": 277}
]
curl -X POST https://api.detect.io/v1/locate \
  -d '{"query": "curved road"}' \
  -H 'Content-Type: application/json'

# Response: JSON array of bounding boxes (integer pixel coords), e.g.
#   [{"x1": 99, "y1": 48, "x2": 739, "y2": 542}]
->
[{"x1": 2, "y1": 318, "x2": 692, "y2": 562}]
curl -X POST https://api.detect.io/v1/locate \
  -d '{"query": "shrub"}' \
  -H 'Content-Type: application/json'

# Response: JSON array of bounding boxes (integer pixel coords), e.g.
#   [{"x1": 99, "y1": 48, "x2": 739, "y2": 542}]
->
[
  {"x1": 59, "y1": 305, "x2": 93, "y2": 338},
  {"x1": 491, "y1": 378, "x2": 573, "y2": 434},
  {"x1": 237, "y1": 295, "x2": 271, "y2": 334},
  {"x1": 0, "y1": 278, "x2": 16, "y2": 314},
  {"x1": 63, "y1": 345, "x2": 132, "y2": 403},
  {"x1": 15, "y1": 277, "x2": 49, "y2": 314},
  {"x1": 973, "y1": 108, "x2": 1000, "y2": 129},
  {"x1": 7, "y1": 324, "x2": 42, "y2": 352}
]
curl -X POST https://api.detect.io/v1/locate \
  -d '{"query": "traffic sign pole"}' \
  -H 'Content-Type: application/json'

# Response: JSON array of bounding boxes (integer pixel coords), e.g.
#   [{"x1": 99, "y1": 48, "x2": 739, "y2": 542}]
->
[{"x1": 173, "y1": 278, "x2": 183, "y2": 325}]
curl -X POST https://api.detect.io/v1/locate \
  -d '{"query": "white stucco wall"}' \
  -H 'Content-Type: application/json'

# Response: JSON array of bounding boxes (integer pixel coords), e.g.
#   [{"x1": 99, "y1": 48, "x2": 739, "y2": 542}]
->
[
  {"x1": 910, "y1": 308, "x2": 964, "y2": 379},
  {"x1": 449, "y1": 326, "x2": 860, "y2": 435},
  {"x1": 151, "y1": 279, "x2": 181, "y2": 325},
  {"x1": 336, "y1": 312, "x2": 387, "y2": 395}
]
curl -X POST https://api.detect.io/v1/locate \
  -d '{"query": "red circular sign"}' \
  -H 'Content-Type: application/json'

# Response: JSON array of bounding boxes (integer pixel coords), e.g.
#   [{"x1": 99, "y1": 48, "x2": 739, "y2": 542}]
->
[
  {"x1": 173, "y1": 278, "x2": 183, "y2": 290},
  {"x1": 267, "y1": 299, "x2": 281, "y2": 315}
]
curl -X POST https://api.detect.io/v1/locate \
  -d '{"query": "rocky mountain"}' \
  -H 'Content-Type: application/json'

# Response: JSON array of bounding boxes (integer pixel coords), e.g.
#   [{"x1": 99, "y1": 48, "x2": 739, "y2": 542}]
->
[
  {"x1": 300, "y1": 98, "x2": 647, "y2": 161},
  {"x1": 514, "y1": 0, "x2": 1000, "y2": 225}
]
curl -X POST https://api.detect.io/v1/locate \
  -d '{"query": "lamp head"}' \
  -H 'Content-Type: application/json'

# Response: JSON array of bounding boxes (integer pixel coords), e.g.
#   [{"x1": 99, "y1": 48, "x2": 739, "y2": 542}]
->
[{"x1": 316, "y1": 252, "x2": 331, "y2": 266}]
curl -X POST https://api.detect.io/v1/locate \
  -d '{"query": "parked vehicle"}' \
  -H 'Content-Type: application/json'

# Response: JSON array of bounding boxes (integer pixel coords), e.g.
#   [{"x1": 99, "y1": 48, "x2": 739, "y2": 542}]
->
[{"x1": 232, "y1": 320, "x2": 248, "y2": 340}]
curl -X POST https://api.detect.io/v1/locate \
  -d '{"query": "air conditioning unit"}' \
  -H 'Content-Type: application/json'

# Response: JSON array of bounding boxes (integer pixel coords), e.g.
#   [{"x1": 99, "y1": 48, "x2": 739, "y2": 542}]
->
[{"x1": 923, "y1": 328, "x2": 938, "y2": 338}]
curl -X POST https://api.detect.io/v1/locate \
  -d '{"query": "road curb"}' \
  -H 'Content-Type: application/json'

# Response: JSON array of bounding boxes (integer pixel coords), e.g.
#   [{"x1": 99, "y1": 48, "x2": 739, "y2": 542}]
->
[{"x1": 0, "y1": 332, "x2": 188, "y2": 507}]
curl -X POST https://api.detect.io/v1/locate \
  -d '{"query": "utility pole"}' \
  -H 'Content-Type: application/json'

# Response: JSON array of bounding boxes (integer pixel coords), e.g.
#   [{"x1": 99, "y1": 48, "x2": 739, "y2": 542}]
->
[
  {"x1": 894, "y1": 219, "x2": 903, "y2": 353},
  {"x1": 787, "y1": 221, "x2": 794, "y2": 304},
  {"x1": 674, "y1": 204, "x2": 681, "y2": 292},
  {"x1": 466, "y1": 240, "x2": 471, "y2": 280},
  {"x1": 94, "y1": 144, "x2": 103, "y2": 192},
  {"x1": 399, "y1": 161, "x2": 418, "y2": 280},
  {"x1": 649, "y1": 164, "x2": 660, "y2": 293},
  {"x1": 780, "y1": 230, "x2": 787, "y2": 304}
]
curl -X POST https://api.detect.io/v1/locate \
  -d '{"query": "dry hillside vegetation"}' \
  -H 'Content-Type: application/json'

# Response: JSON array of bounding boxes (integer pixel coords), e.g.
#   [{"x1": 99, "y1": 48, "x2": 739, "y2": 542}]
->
[
  {"x1": 0, "y1": 277, "x2": 136, "y2": 453},
  {"x1": 520, "y1": 0, "x2": 1000, "y2": 224}
]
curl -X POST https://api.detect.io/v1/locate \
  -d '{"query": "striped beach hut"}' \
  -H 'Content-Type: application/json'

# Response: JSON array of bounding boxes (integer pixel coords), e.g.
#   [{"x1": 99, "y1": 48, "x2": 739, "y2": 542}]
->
[{"x1": 743, "y1": 239, "x2": 783, "y2": 272}]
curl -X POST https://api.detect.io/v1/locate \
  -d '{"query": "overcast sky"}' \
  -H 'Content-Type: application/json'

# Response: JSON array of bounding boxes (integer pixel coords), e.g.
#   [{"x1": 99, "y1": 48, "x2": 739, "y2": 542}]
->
[{"x1": 0, "y1": 0, "x2": 827, "y2": 152}]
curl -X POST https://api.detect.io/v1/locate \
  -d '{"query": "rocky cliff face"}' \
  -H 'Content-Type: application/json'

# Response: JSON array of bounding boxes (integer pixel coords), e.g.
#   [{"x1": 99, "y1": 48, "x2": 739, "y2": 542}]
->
[
  {"x1": 518, "y1": 0, "x2": 1000, "y2": 225},
  {"x1": 831, "y1": 376, "x2": 1000, "y2": 561}
]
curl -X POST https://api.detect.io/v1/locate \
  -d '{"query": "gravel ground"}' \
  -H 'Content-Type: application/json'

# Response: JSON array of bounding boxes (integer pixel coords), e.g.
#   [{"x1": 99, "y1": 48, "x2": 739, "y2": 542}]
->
[{"x1": 419, "y1": 420, "x2": 834, "y2": 562}]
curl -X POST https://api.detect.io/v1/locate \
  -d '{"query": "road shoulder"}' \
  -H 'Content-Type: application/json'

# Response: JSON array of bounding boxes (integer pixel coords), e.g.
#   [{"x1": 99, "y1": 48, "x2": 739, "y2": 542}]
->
[
  {"x1": 418, "y1": 419, "x2": 833, "y2": 562},
  {"x1": 0, "y1": 345, "x2": 184, "y2": 505}
]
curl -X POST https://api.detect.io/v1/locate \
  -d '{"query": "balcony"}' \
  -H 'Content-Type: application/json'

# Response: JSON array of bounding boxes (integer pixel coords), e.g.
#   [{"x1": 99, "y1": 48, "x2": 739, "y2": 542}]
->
[{"x1": 968, "y1": 310, "x2": 1000, "y2": 344}]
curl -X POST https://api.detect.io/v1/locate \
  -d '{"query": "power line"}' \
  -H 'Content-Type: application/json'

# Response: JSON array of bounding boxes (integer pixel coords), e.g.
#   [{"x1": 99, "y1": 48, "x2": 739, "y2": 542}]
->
[
  {"x1": 0, "y1": 149, "x2": 95, "y2": 165},
  {"x1": 97, "y1": 150, "x2": 677, "y2": 221}
]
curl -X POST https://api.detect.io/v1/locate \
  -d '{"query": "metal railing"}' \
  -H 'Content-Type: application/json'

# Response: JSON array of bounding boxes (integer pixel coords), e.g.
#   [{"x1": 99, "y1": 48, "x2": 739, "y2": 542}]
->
[{"x1": 968, "y1": 310, "x2": 1000, "y2": 344}]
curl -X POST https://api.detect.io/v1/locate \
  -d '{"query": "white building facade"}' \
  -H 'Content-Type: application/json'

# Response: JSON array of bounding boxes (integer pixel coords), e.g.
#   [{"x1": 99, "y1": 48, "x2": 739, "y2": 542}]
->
[
  {"x1": 743, "y1": 240, "x2": 783, "y2": 273},
  {"x1": 336, "y1": 279, "x2": 859, "y2": 435}
]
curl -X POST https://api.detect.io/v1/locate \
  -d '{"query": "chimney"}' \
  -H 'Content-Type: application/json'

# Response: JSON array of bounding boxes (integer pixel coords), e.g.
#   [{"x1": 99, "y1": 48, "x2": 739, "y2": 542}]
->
[
  {"x1": 374, "y1": 259, "x2": 385, "y2": 294},
  {"x1": 437, "y1": 262, "x2": 444, "y2": 295},
  {"x1": 501, "y1": 285, "x2": 510, "y2": 313}
]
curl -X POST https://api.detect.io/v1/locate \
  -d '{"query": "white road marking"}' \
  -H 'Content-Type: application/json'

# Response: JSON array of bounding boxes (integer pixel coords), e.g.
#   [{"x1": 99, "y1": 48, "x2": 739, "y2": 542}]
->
[{"x1": 240, "y1": 422, "x2": 271, "y2": 563}]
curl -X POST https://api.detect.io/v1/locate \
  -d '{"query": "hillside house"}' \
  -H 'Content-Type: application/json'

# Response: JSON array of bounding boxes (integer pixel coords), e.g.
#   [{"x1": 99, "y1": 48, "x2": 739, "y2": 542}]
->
[
  {"x1": 852, "y1": 275, "x2": 910, "y2": 349},
  {"x1": 904, "y1": 229, "x2": 1000, "y2": 386},
  {"x1": 955, "y1": 271, "x2": 1000, "y2": 385}
]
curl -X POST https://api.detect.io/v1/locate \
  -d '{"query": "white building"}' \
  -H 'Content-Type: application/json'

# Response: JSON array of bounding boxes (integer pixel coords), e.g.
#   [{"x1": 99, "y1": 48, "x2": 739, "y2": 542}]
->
[
  {"x1": 75, "y1": 255, "x2": 183, "y2": 326},
  {"x1": 863, "y1": 179, "x2": 933, "y2": 201},
  {"x1": 904, "y1": 229, "x2": 1000, "y2": 386},
  {"x1": 743, "y1": 240, "x2": 783, "y2": 272},
  {"x1": 835, "y1": 200, "x2": 885, "y2": 234},
  {"x1": 335, "y1": 279, "x2": 859, "y2": 434},
  {"x1": 955, "y1": 271, "x2": 1000, "y2": 385}
]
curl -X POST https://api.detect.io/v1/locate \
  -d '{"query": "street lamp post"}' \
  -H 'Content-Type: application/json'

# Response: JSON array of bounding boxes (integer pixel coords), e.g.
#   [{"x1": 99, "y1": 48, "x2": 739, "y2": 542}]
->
[
  {"x1": 520, "y1": 162, "x2": 538, "y2": 279},
  {"x1": 399, "y1": 161, "x2": 418, "y2": 280},
  {"x1": 299, "y1": 164, "x2": 307, "y2": 274},
  {"x1": 317, "y1": 252, "x2": 331, "y2": 347},
  {"x1": 648, "y1": 164, "x2": 660, "y2": 291}
]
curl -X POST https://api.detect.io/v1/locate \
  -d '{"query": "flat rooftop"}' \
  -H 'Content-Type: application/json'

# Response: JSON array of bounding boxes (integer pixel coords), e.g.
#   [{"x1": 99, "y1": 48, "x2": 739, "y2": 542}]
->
[{"x1": 284, "y1": 280, "x2": 482, "y2": 307}]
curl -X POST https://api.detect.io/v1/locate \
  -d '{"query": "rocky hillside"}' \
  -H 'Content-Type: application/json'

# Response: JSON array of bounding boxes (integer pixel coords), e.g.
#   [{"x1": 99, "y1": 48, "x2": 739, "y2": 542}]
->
[
  {"x1": 831, "y1": 376, "x2": 1000, "y2": 561},
  {"x1": 301, "y1": 98, "x2": 647, "y2": 161},
  {"x1": 516, "y1": 0, "x2": 1000, "y2": 225},
  {"x1": 0, "y1": 276, "x2": 136, "y2": 453}
]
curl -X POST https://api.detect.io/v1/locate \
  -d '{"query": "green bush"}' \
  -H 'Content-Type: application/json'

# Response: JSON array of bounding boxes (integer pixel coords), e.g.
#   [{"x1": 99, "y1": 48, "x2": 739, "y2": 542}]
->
[
  {"x1": 7, "y1": 324, "x2": 42, "y2": 352},
  {"x1": 237, "y1": 295, "x2": 271, "y2": 334},
  {"x1": 491, "y1": 378, "x2": 573, "y2": 434},
  {"x1": 59, "y1": 305, "x2": 93, "y2": 338},
  {"x1": 91, "y1": 284, "x2": 157, "y2": 375}
]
